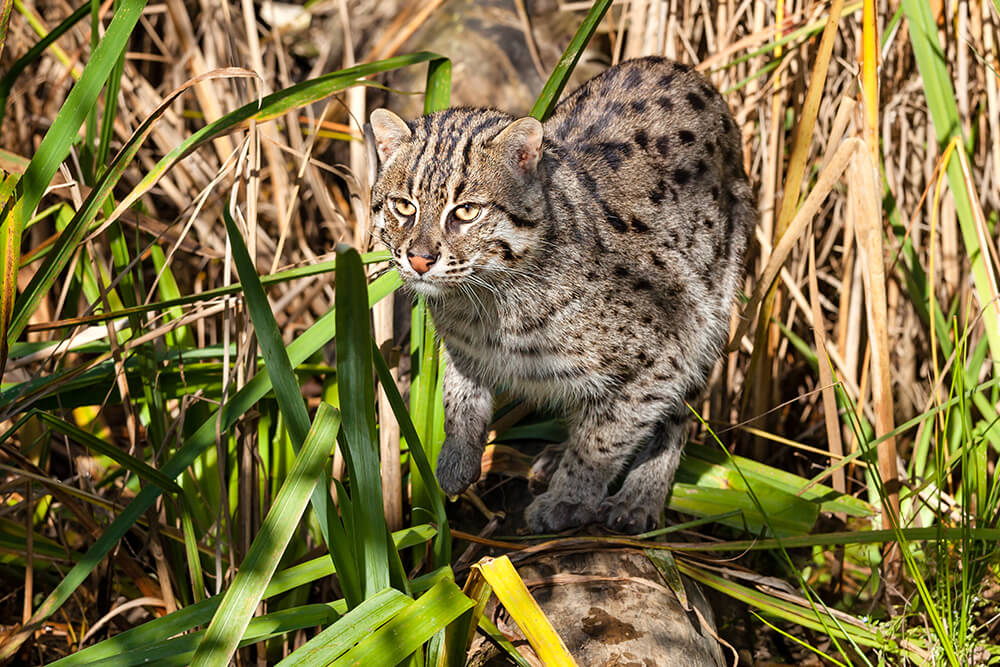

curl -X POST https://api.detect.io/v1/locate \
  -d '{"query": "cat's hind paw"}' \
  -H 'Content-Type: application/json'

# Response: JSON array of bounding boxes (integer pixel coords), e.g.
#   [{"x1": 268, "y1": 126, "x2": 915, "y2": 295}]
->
[
  {"x1": 598, "y1": 493, "x2": 662, "y2": 534},
  {"x1": 435, "y1": 439, "x2": 483, "y2": 495},
  {"x1": 524, "y1": 491, "x2": 597, "y2": 533}
]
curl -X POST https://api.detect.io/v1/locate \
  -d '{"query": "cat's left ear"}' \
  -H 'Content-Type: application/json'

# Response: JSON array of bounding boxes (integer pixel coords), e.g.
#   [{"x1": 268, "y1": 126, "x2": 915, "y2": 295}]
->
[
  {"x1": 492, "y1": 117, "x2": 543, "y2": 176},
  {"x1": 369, "y1": 109, "x2": 412, "y2": 163}
]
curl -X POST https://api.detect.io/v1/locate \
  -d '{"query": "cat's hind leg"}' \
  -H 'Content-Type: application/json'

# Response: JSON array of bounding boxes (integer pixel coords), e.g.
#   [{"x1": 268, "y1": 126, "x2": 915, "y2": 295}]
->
[
  {"x1": 524, "y1": 401, "x2": 654, "y2": 532},
  {"x1": 599, "y1": 408, "x2": 687, "y2": 533}
]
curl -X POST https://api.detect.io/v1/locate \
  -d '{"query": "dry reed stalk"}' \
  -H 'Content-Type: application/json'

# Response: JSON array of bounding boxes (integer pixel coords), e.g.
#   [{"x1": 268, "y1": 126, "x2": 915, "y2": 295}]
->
[
  {"x1": 747, "y1": 0, "x2": 845, "y2": 456},
  {"x1": 731, "y1": 137, "x2": 864, "y2": 350},
  {"x1": 339, "y1": 0, "x2": 403, "y2": 531},
  {"x1": 985, "y1": 2, "x2": 1000, "y2": 189},
  {"x1": 808, "y1": 234, "x2": 846, "y2": 494},
  {"x1": 163, "y1": 0, "x2": 234, "y2": 162},
  {"x1": 857, "y1": 0, "x2": 900, "y2": 553},
  {"x1": 363, "y1": 0, "x2": 445, "y2": 62}
]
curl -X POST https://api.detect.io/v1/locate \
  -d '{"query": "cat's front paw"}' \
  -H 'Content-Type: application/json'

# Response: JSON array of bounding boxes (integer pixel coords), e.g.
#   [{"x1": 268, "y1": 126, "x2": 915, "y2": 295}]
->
[
  {"x1": 599, "y1": 492, "x2": 662, "y2": 534},
  {"x1": 435, "y1": 438, "x2": 482, "y2": 495},
  {"x1": 524, "y1": 491, "x2": 598, "y2": 533}
]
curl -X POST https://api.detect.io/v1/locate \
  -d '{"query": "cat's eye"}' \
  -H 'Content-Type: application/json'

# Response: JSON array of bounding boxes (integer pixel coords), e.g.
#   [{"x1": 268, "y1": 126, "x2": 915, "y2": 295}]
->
[
  {"x1": 452, "y1": 203, "x2": 482, "y2": 222},
  {"x1": 391, "y1": 198, "x2": 416, "y2": 217}
]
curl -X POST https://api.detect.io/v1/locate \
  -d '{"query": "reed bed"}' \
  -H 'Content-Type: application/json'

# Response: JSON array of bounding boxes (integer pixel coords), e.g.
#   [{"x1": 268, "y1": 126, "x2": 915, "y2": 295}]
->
[{"x1": 0, "y1": 0, "x2": 997, "y2": 664}]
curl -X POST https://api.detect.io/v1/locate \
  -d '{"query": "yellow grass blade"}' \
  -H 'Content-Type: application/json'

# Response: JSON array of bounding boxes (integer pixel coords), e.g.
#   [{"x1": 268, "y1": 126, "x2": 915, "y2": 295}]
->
[{"x1": 472, "y1": 556, "x2": 578, "y2": 667}]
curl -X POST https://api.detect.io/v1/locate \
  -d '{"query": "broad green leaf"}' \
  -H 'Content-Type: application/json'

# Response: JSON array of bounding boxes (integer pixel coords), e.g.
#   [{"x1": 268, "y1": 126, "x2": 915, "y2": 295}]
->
[
  {"x1": 84, "y1": 604, "x2": 344, "y2": 667},
  {"x1": 902, "y1": 0, "x2": 1000, "y2": 363},
  {"x1": 423, "y1": 57, "x2": 452, "y2": 114},
  {"x1": 13, "y1": 0, "x2": 144, "y2": 224},
  {"x1": 371, "y1": 341, "x2": 451, "y2": 566},
  {"x1": 668, "y1": 483, "x2": 817, "y2": 538},
  {"x1": 33, "y1": 411, "x2": 181, "y2": 493},
  {"x1": 0, "y1": 3, "x2": 90, "y2": 124},
  {"x1": 680, "y1": 442, "x2": 873, "y2": 517},
  {"x1": 16, "y1": 269, "x2": 399, "y2": 644}
]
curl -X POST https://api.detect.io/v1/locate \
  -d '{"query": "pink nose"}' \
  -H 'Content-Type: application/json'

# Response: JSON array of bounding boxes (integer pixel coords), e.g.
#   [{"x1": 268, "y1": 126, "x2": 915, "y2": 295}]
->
[{"x1": 407, "y1": 251, "x2": 439, "y2": 275}]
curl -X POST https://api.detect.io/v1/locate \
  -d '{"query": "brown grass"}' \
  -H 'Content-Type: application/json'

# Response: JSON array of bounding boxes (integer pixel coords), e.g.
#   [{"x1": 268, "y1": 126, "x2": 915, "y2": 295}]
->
[{"x1": 1, "y1": 0, "x2": 998, "y2": 662}]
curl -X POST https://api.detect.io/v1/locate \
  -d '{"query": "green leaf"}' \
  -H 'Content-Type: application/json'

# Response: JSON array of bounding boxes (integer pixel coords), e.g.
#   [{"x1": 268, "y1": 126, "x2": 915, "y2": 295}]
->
[
  {"x1": 13, "y1": 0, "x2": 145, "y2": 223},
  {"x1": 33, "y1": 410, "x2": 181, "y2": 493},
  {"x1": 50, "y1": 525, "x2": 435, "y2": 667},
  {"x1": 902, "y1": 0, "x2": 1000, "y2": 364},
  {"x1": 16, "y1": 269, "x2": 399, "y2": 641},
  {"x1": 371, "y1": 340, "x2": 451, "y2": 566},
  {"x1": 223, "y1": 206, "x2": 341, "y2": 552},
  {"x1": 668, "y1": 484, "x2": 818, "y2": 538},
  {"x1": 335, "y1": 243, "x2": 390, "y2": 599},
  {"x1": 277, "y1": 588, "x2": 412, "y2": 667},
  {"x1": 529, "y1": 0, "x2": 613, "y2": 121},
  {"x1": 191, "y1": 403, "x2": 341, "y2": 667},
  {"x1": 423, "y1": 57, "x2": 452, "y2": 114},
  {"x1": 330, "y1": 579, "x2": 473, "y2": 667}
]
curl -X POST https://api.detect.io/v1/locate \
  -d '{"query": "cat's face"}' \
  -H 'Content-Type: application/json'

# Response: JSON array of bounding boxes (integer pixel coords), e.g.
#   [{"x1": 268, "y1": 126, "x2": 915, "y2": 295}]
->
[{"x1": 368, "y1": 108, "x2": 544, "y2": 298}]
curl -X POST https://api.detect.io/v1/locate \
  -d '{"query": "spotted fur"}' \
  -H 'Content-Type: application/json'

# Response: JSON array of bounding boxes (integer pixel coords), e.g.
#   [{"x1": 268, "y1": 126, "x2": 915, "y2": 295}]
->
[{"x1": 369, "y1": 57, "x2": 754, "y2": 533}]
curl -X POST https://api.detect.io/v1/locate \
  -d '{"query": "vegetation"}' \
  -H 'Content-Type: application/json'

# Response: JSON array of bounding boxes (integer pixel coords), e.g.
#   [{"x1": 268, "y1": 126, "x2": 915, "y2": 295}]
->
[{"x1": 0, "y1": 0, "x2": 998, "y2": 664}]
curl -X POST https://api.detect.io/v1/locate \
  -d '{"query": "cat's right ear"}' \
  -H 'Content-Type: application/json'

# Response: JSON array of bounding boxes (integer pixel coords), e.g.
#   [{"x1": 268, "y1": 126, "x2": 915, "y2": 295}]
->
[
  {"x1": 369, "y1": 109, "x2": 412, "y2": 163},
  {"x1": 492, "y1": 117, "x2": 543, "y2": 177}
]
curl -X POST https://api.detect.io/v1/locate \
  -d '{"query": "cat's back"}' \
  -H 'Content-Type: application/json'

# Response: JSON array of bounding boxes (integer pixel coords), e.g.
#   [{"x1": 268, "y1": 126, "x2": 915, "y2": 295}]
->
[
  {"x1": 539, "y1": 57, "x2": 753, "y2": 288},
  {"x1": 544, "y1": 57, "x2": 740, "y2": 170}
]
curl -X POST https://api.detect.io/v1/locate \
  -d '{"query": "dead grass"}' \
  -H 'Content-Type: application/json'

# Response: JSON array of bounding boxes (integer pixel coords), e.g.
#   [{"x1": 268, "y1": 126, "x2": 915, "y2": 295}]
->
[{"x1": 1, "y1": 0, "x2": 998, "y2": 663}]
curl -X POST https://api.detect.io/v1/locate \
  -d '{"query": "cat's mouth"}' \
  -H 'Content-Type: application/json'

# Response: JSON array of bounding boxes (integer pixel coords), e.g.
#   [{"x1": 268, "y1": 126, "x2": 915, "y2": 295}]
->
[{"x1": 401, "y1": 272, "x2": 448, "y2": 298}]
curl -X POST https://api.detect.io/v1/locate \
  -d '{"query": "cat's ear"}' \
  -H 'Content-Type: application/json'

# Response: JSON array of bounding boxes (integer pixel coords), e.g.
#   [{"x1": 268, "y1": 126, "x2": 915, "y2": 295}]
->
[
  {"x1": 369, "y1": 109, "x2": 412, "y2": 163},
  {"x1": 492, "y1": 117, "x2": 543, "y2": 176}
]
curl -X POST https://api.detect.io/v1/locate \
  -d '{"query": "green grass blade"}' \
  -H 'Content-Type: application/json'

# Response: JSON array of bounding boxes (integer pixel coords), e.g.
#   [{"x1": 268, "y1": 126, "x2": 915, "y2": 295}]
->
[
  {"x1": 7, "y1": 53, "x2": 433, "y2": 349},
  {"x1": 276, "y1": 588, "x2": 412, "y2": 667},
  {"x1": 0, "y1": 0, "x2": 13, "y2": 62},
  {"x1": 7, "y1": 271, "x2": 399, "y2": 654},
  {"x1": 0, "y1": 172, "x2": 22, "y2": 371},
  {"x1": 330, "y1": 578, "x2": 473, "y2": 667},
  {"x1": 33, "y1": 410, "x2": 181, "y2": 493},
  {"x1": 190, "y1": 402, "x2": 341, "y2": 667},
  {"x1": 668, "y1": 484, "x2": 817, "y2": 537},
  {"x1": 12, "y1": 251, "x2": 389, "y2": 337},
  {"x1": 408, "y1": 299, "x2": 445, "y2": 546},
  {"x1": 529, "y1": 0, "x2": 613, "y2": 121},
  {"x1": 13, "y1": 0, "x2": 144, "y2": 224},
  {"x1": 371, "y1": 340, "x2": 451, "y2": 566},
  {"x1": 83, "y1": 604, "x2": 344, "y2": 667},
  {"x1": 335, "y1": 243, "x2": 390, "y2": 599},
  {"x1": 423, "y1": 57, "x2": 452, "y2": 114},
  {"x1": 902, "y1": 0, "x2": 1000, "y2": 364},
  {"x1": 51, "y1": 526, "x2": 435, "y2": 666},
  {"x1": 223, "y1": 206, "x2": 343, "y2": 570}
]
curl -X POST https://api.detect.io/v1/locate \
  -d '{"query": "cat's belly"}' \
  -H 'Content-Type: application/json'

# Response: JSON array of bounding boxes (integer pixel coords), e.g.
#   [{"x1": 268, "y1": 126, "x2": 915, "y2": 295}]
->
[{"x1": 441, "y1": 328, "x2": 608, "y2": 406}]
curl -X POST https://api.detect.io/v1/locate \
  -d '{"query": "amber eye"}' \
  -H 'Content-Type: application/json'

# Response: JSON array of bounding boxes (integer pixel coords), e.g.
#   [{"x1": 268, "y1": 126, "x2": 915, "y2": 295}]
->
[
  {"x1": 392, "y1": 198, "x2": 416, "y2": 217},
  {"x1": 452, "y1": 203, "x2": 482, "y2": 222}
]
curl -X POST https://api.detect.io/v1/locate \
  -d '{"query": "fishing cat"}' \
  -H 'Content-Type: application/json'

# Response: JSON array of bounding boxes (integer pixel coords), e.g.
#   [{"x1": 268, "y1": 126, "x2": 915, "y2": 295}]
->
[{"x1": 368, "y1": 57, "x2": 754, "y2": 533}]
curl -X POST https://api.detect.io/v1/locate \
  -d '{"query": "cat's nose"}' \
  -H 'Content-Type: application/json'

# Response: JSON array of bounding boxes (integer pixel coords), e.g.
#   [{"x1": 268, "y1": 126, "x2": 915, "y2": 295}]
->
[{"x1": 407, "y1": 251, "x2": 439, "y2": 274}]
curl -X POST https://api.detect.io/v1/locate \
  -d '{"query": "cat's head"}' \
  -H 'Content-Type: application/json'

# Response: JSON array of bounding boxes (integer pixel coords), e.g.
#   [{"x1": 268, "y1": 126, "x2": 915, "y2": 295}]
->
[{"x1": 368, "y1": 107, "x2": 545, "y2": 298}]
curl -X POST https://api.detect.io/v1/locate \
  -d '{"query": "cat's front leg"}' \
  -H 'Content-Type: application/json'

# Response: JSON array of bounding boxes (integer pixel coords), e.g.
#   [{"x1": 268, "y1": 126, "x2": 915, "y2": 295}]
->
[{"x1": 435, "y1": 359, "x2": 493, "y2": 496}]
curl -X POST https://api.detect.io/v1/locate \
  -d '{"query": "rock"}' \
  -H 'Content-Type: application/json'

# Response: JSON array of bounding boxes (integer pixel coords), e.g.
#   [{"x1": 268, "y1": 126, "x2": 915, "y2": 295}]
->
[{"x1": 468, "y1": 548, "x2": 726, "y2": 666}]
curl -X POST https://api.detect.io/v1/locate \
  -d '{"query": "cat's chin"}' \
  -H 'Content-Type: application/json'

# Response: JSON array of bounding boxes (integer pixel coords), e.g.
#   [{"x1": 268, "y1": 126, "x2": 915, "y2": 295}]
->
[{"x1": 405, "y1": 279, "x2": 448, "y2": 299}]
